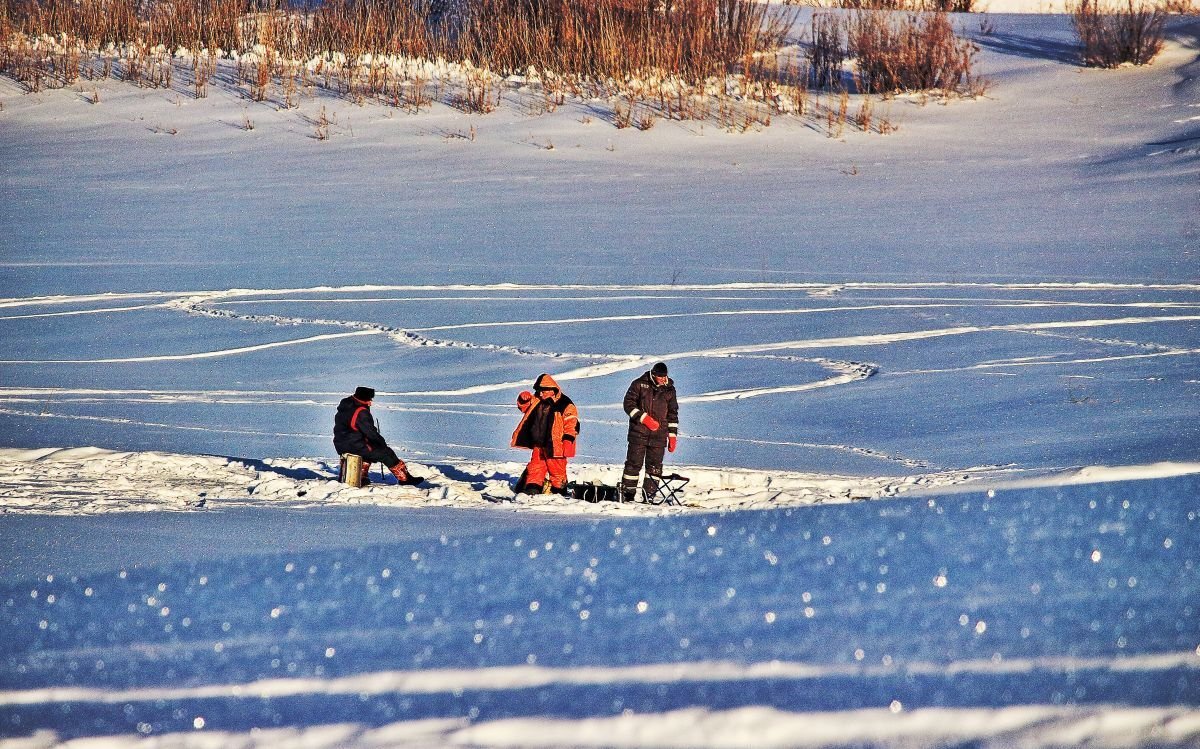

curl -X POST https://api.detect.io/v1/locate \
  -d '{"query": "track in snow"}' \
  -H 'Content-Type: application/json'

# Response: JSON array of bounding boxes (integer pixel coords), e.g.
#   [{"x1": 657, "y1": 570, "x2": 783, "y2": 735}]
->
[{"x1": 0, "y1": 281, "x2": 1197, "y2": 479}]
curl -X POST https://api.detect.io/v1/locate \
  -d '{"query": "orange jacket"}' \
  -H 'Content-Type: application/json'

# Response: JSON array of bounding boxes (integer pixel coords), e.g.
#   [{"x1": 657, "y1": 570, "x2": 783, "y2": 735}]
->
[{"x1": 511, "y1": 374, "x2": 580, "y2": 458}]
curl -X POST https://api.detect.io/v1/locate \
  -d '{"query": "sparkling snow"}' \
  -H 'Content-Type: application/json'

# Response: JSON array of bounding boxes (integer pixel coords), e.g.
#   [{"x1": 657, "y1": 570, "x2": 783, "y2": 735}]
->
[{"x1": 1, "y1": 6, "x2": 1198, "y2": 747}]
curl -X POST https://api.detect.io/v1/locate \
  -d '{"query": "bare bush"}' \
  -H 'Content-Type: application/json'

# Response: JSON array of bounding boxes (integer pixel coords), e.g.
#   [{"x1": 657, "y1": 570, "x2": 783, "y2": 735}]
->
[
  {"x1": 1, "y1": 0, "x2": 797, "y2": 84},
  {"x1": 809, "y1": 13, "x2": 846, "y2": 90},
  {"x1": 848, "y1": 10, "x2": 985, "y2": 95},
  {"x1": 839, "y1": 0, "x2": 977, "y2": 10},
  {"x1": 634, "y1": 105, "x2": 657, "y2": 130},
  {"x1": 450, "y1": 67, "x2": 500, "y2": 113},
  {"x1": 0, "y1": 0, "x2": 972, "y2": 136},
  {"x1": 613, "y1": 96, "x2": 633, "y2": 128},
  {"x1": 1071, "y1": 0, "x2": 1166, "y2": 67}
]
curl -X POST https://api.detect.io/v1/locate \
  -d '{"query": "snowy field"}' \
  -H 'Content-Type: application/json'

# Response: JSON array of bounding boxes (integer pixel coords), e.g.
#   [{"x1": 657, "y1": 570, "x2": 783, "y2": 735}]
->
[
  {"x1": 1, "y1": 5, "x2": 1199, "y2": 748},
  {"x1": 1, "y1": 475, "x2": 1198, "y2": 747}
]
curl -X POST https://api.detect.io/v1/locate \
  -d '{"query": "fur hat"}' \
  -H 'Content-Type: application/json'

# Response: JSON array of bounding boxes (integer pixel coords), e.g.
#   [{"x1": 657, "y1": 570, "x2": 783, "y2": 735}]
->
[{"x1": 353, "y1": 386, "x2": 376, "y2": 401}]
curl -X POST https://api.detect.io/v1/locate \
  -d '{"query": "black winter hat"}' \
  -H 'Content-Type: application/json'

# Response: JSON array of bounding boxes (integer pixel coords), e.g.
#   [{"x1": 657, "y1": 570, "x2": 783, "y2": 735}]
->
[
  {"x1": 651, "y1": 362, "x2": 668, "y2": 377},
  {"x1": 354, "y1": 386, "x2": 376, "y2": 401}
]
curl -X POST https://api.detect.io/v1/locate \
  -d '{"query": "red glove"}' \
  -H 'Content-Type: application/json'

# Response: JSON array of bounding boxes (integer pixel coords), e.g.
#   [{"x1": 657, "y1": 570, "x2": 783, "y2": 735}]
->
[
  {"x1": 668, "y1": 435, "x2": 677, "y2": 453},
  {"x1": 563, "y1": 436, "x2": 576, "y2": 458},
  {"x1": 517, "y1": 391, "x2": 535, "y2": 412},
  {"x1": 641, "y1": 414, "x2": 660, "y2": 431}
]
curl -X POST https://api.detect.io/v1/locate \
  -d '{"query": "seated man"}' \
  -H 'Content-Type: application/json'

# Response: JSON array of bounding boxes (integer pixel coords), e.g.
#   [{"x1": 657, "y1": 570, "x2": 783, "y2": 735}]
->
[{"x1": 333, "y1": 386, "x2": 423, "y2": 486}]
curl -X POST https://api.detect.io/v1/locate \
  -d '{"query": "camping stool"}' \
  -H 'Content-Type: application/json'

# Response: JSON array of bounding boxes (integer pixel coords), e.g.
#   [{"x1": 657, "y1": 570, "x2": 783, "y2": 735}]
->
[
  {"x1": 338, "y1": 453, "x2": 364, "y2": 487},
  {"x1": 643, "y1": 473, "x2": 689, "y2": 506}
]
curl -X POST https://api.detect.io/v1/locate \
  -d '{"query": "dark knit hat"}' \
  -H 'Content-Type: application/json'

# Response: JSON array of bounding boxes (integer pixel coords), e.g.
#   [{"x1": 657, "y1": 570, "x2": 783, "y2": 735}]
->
[
  {"x1": 353, "y1": 386, "x2": 376, "y2": 401},
  {"x1": 651, "y1": 362, "x2": 668, "y2": 377}
]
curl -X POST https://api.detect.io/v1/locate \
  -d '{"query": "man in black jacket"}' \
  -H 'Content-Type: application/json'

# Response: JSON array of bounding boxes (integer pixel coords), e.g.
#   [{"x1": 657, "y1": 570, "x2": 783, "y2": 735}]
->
[
  {"x1": 333, "y1": 386, "x2": 424, "y2": 486},
  {"x1": 622, "y1": 362, "x2": 678, "y2": 502}
]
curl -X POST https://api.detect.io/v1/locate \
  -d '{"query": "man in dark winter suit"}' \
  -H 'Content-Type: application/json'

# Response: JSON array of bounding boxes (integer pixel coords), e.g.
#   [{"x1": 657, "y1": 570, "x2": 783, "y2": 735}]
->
[
  {"x1": 622, "y1": 362, "x2": 678, "y2": 501},
  {"x1": 333, "y1": 386, "x2": 424, "y2": 486}
]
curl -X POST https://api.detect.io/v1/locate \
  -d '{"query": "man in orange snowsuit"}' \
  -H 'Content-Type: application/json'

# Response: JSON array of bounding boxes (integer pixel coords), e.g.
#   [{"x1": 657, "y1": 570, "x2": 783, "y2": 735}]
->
[{"x1": 511, "y1": 373, "x2": 579, "y2": 495}]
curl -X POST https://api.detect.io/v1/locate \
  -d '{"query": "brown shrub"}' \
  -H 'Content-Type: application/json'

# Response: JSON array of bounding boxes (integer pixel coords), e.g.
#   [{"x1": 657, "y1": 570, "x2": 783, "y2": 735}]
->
[
  {"x1": 1071, "y1": 0, "x2": 1166, "y2": 67},
  {"x1": 809, "y1": 12, "x2": 846, "y2": 90},
  {"x1": 1, "y1": 0, "x2": 796, "y2": 85},
  {"x1": 848, "y1": 10, "x2": 985, "y2": 95}
]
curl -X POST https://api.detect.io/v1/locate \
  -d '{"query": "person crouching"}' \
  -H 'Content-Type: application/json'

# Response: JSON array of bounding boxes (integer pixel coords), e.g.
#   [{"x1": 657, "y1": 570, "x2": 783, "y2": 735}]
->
[{"x1": 511, "y1": 374, "x2": 579, "y2": 495}]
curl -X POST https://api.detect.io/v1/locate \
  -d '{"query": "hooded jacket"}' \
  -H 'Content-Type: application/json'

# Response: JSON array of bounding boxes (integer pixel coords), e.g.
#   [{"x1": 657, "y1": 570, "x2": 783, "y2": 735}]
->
[
  {"x1": 333, "y1": 395, "x2": 388, "y2": 456},
  {"x1": 511, "y1": 373, "x2": 580, "y2": 458},
  {"x1": 624, "y1": 370, "x2": 678, "y2": 444}
]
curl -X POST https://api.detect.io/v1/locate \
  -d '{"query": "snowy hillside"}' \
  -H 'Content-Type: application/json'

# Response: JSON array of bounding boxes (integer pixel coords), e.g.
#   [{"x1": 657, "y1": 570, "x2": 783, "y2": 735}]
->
[{"x1": 1, "y1": 4, "x2": 1198, "y2": 748}]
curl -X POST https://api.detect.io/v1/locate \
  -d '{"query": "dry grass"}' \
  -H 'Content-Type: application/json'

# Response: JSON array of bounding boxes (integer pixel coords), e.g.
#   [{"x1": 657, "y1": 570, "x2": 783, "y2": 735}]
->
[
  {"x1": 854, "y1": 96, "x2": 873, "y2": 130},
  {"x1": 457, "y1": 0, "x2": 793, "y2": 81},
  {"x1": 848, "y1": 10, "x2": 986, "y2": 96},
  {"x1": 810, "y1": 12, "x2": 847, "y2": 90},
  {"x1": 450, "y1": 68, "x2": 500, "y2": 113},
  {"x1": 634, "y1": 105, "x2": 657, "y2": 130},
  {"x1": 837, "y1": 0, "x2": 979, "y2": 11},
  {"x1": 1070, "y1": 0, "x2": 1167, "y2": 67},
  {"x1": 613, "y1": 96, "x2": 634, "y2": 128},
  {"x1": 0, "y1": 0, "x2": 792, "y2": 81},
  {"x1": 0, "y1": 0, "x2": 984, "y2": 136}
]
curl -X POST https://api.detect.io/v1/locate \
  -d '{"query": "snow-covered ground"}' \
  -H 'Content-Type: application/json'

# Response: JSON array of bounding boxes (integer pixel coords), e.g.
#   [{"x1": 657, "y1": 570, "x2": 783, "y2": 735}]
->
[
  {"x1": 1, "y1": 473, "x2": 1198, "y2": 747},
  {"x1": 1, "y1": 6, "x2": 1198, "y2": 747}
]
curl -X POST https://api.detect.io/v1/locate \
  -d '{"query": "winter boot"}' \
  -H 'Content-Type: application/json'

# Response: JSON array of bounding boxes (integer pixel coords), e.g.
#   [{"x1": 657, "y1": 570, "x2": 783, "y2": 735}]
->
[
  {"x1": 511, "y1": 469, "x2": 530, "y2": 496},
  {"x1": 390, "y1": 461, "x2": 425, "y2": 486},
  {"x1": 360, "y1": 462, "x2": 372, "y2": 486}
]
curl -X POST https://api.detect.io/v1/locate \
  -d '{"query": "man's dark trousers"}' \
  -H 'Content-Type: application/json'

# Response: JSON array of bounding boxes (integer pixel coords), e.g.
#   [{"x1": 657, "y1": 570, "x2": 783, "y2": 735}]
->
[{"x1": 623, "y1": 433, "x2": 666, "y2": 499}]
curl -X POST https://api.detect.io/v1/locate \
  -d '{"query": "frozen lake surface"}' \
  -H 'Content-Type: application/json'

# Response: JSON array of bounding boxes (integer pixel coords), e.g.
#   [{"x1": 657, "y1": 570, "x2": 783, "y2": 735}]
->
[
  {"x1": 1, "y1": 7, "x2": 1198, "y2": 746},
  {"x1": 1, "y1": 474, "x2": 1197, "y2": 747},
  {"x1": 2, "y1": 282, "x2": 1198, "y2": 479}
]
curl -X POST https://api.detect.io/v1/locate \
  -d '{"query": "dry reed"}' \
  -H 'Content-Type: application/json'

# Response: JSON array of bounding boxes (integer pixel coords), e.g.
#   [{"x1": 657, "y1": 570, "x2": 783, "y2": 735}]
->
[
  {"x1": 1070, "y1": 0, "x2": 1166, "y2": 67},
  {"x1": 848, "y1": 10, "x2": 985, "y2": 96},
  {"x1": 0, "y1": 0, "x2": 982, "y2": 136}
]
